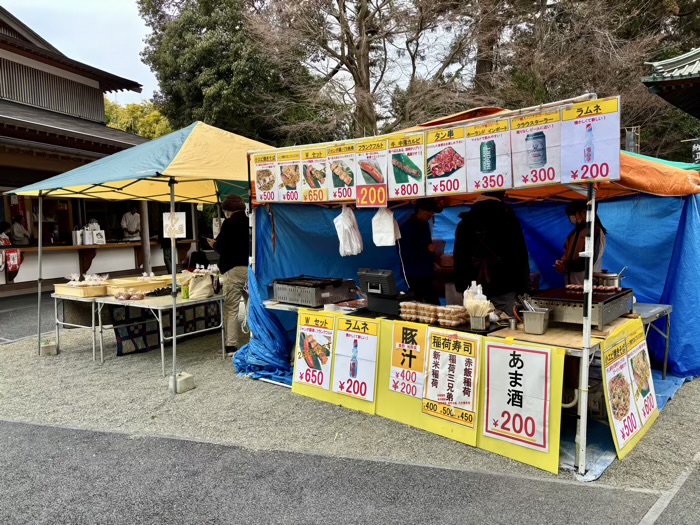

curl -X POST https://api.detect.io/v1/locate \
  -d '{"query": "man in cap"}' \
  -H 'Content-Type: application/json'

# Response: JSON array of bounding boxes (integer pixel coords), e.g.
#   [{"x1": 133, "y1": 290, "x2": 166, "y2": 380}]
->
[{"x1": 208, "y1": 195, "x2": 249, "y2": 355}]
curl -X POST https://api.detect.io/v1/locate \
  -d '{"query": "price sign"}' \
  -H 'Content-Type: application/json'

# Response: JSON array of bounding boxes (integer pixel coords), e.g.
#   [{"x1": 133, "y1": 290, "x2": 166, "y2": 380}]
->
[
  {"x1": 602, "y1": 335, "x2": 642, "y2": 449},
  {"x1": 332, "y1": 317, "x2": 380, "y2": 402},
  {"x1": 426, "y1": 126, "x2": 466, "y2": 196},
  {"x1": 390, "y1": 321, "x2": 427, "y2": 398},
  {"x1": 484, "y1": 342, "x2": 551, "y2": 452},
  {"x1": 253, "y1": 153, "x2": 278, "y2": 202},
  {"x1": 356, "y1": 184, "x2": 388, "y2": 208},
  {"x1": 466, "y1": 119, "x2": 513, "y2": 193},
  {"x1": 422, "y1": 328, "x2": 480, "y2": 428},
  {"x1": 626, "y1": 324, "x2": 658, "y2": 427},
  {"x1": 561, "y1": 97, "x2": 621, "y2": 184},
  {"x1": 294, "y1": 312, "x2": 336, "y2": 390},
  {"x1": 510, "y1": 110, "x2": 562, "y2": 189},
  {"x1": 277, "y1": 150, "x2": 302, "y2": 202},
  {"x1": 328, "y1": 143, "x2": 357, "y2": 201},
  {"x1": 301, "y1": 148, "x2": 329, "y2": 202},
  {"x1": 388, "y1": 133, "x2": 426, "y2": 200}
]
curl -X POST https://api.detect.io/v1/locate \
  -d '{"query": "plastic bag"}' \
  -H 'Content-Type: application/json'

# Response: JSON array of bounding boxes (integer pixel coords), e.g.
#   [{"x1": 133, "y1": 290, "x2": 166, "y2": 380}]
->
[
  {"x1": 333, "y1": 205, "x2": 363, "y2": 256},
  {"x1": 188, "y1": 274, "x2": 214, "y2": 299},
  {"x1": 372, "y1": 207, "x2": 401, "y2": 247}
]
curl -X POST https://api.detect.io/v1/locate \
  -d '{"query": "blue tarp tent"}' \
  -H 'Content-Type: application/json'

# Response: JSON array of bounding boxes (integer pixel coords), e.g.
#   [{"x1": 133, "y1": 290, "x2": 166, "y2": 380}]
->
[{"x1": 253, "y1": 191, "x2": 700, "y2": 377}]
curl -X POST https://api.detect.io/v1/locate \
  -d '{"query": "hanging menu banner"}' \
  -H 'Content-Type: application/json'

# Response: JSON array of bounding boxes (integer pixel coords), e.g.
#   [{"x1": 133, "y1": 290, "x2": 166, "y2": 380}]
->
[
  {"x1": 332, "y1": 317, "x2": 380, "y2": 402},
  {"x1": 294, "y1": 311, "x2": 336, "y2": 390},
  {"x1": 253, "y1": 153, "x2": 278, "y2": 202},
  {"x1": 388, "y1": 133, "x2": 426, "y2": 200},
  {"x1": 511, "y1": 110, "x2": 562, "y2": 189},
  {"x1": 356, "y1": 138, "x2": 388, "y2": 208},
  {"x1": 561, "y1": 97, "x2": 621, "y2": 184},
  {"x1": 426, "y1": 127, "x2": 466, "y2": 196},
  {"x1": 390, "y1": 321, "x2": 427, "y2": 398},
  {"x1": 328, "y1": 143, "x2": 357, "y2": 201},
  {"x1": 277, "y1": 150, "x2": 302, "y2": 203},
  {"x1": 301, "y1": 148, "x2": 328, "y2": 203},
  {"x1": 465, "y1": 119, "x2": 513, "y2": 193},
  {"x1": 483, "y1": 341, "x2": 552, "y2": 452},
  {"x1": 422, "y1": 328, "x2": 480, "y2": 428}
]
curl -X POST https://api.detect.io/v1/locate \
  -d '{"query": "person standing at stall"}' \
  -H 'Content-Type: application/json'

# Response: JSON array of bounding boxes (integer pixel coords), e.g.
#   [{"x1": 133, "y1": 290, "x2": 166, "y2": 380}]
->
[
  {"x1": 398, "y1": 198, "x2": 442, "y2": 305},
  {"x1": 208, "y1": 195, "x2": 249, "y2": 356},
  {"x1": 453, "y1": 191, "x2": 530, "y2": 314},
  {"x1": 121, "y1": 204, "x2": 141, "y2": 241},
  {"x1": 9, "y1": 215, "x2": 30, "y2": 245},
  {"x1": 555, "y1": 200, "x2": 607, "y2": 285}
]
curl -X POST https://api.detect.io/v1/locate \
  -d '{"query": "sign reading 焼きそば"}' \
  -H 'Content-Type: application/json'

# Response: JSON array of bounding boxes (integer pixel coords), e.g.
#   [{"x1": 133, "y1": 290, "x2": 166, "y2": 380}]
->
[
  {"x1": 561, "y1": 97, "x2": 621, "y2": 184},
  {"x1": 422, "y1": 328, "x2": 480, "y2": 428},
  {"x1": 483, "y1": 341, "x2": 552, "y2": 452},
  {"x1": 332, "y1": 317, "x2": 380, "y2": 402},
  {"x1": 510, "y1": 110, "x2": 562, "y2": 189},
  {"x1": 390, "y1": 321, "x2": 427, "y2": 398},
  {"x1": 253, "y1": 152, "x2": 277, "y2": 202},
  {"x1": 465, "y1": 119, "x2": 513, "y2": 193},
  {"x1": 294, "y1": 312, "x2": 336, "y2": 390}
]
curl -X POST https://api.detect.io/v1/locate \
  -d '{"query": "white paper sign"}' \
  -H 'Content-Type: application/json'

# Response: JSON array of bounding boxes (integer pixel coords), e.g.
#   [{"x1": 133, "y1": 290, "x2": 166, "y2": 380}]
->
[
  {"x1": 253, "y1": 152, "x2": 277, "y2": 202},
  {"x1": 332, "y1": 317, "x2": 380, "y2": 402},
  {"x1": 163, "y1": 212, "x2": 186, "y2": 239},
  {"x1": 484, "y1": 342, "x2": 551, "y2": 452},
  {"x1": 511, "y1": 110, "x2": 562, "y2": 189},
  {"x1": 561, "y1": 97, "x2": 621, "y2": 184},
  {"x1": 466, "y1": 119, "x2": 513, "y2": 193},
  {"x1": 388, "y1": 133, "x2": 426, "y2": 199},
  {"x1": 327, "y1": 143, "x2": 357, "y2": 201},
  {"x1": 277, "y1": 150, "x2": 302, "y2": 203},
  {"x1": 627, "y1": 335, "x2": 657, "y2": 427},
  {"x1": 426, "y1": 127, "x2": 466, "y2": 196},
  {"x1": 294, "y1": 312, "x2": 336, "y2": 390}
]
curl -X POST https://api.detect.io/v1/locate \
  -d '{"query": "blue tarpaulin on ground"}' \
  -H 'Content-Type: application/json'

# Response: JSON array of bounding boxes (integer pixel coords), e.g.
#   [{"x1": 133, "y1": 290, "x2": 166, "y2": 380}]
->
[{"x1": 253, "y1": 194, "x2": 700, "y2": 376}]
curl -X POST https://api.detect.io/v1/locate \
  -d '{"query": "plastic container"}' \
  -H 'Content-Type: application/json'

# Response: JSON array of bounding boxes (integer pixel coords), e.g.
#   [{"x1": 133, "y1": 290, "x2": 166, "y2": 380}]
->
[{"x1": 523, "y1": 307, "x2": 550, "y2": 335}]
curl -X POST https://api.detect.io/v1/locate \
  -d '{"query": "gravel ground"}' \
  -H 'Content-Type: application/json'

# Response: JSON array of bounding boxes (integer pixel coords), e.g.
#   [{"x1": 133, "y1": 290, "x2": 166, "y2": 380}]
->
[{"x1": 0, "y1": 329, "x2": 698, "y2": 492}]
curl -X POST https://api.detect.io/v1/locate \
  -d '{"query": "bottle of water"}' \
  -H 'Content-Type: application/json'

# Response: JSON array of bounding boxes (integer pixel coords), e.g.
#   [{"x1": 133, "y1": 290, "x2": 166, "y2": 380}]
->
[
  {"x1": 584, "y1": 124, "x2": 594, "y2": 163},
  {"x1": 350, "y1": 339, "x2": 359, "y2": 378}
]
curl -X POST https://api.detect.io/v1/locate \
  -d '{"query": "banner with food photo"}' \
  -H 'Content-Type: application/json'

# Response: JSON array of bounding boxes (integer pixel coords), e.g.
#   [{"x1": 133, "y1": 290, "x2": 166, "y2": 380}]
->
[
  {"x1": 602, "y1": 331, "x2": 643, "y2": 456},
  {"x1": 510, "y1": 109, "x2": 562, "y2": 189},
  {"x1": 388, "y1": 133, "x2": 426, "y2": 200},
  {"x1": 332, "y1": 317, "x2": 380, "y2": 402},
  {"x1": 327, "y1": 143, "x2": 357, "y2": 201},
  {"x1": 626, "y1": 320, "x2": 658, "y2": 427},
  {"x1": 425, "y1": 126, "x2": 466, "y2": 196},
  {"x1": 355, "y1": 137, "x2": 388, "y2": 208},
  {"x1": 253, "y1": 152, "x2": 278, "y2": 202},
  {"x1": 294, "y1": 312, "x2": 336, "y2": 390},
  {"x1": 301, "y1": 147, "x2": 328, "y2": 203},
  {"x1": 465, "y1": 118, "x2": 513, "y2": 193},
  {"x1": 277, "y1": 150, "x2": 303, "y2": 202}
]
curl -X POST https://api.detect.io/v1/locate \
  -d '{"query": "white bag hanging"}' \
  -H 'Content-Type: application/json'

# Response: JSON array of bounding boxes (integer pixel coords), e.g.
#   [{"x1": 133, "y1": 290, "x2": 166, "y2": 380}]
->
[
  {"x1": 372, "y1": 208, "x2": 400, "y2": 247},
  {"x1": 333, "y1": 205, "x2": 363, "y2": 256}
]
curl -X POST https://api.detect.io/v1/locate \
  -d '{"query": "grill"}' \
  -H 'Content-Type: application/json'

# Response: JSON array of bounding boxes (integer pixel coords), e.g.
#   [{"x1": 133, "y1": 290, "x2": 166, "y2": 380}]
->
[
  {"x1": 273, "y1": 276, "x2": 357, "y2": 307},
  {"x1": 529, "y1": 288, "x2": 633, "y2": 330}
]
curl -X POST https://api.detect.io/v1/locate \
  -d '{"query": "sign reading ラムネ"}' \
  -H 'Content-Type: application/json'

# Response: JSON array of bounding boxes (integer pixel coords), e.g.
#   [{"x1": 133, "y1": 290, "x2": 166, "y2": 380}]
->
[
  {"x1": 332, "y1": 317, "x2": 380, "y2": 402},
  {"x1": 422, "y1": 328, "x2": 480, "y2": 427},
  {"x1": 484, "y1": 342, "x2": 551, "y2": 452},
  {"x1": 561, "y1": 97, "x2": 621, "y2": 184}
]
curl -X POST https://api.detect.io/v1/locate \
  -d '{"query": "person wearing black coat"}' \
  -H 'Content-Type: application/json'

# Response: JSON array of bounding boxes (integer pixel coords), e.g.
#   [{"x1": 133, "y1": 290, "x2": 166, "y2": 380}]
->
[{"x1": 453, "y1": 191, "x2": 530, "y2": 314}]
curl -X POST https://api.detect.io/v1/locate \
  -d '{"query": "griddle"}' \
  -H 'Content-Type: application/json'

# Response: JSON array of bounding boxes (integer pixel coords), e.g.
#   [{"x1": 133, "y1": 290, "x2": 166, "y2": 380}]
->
[
  {"x1": 529, "y1": 287, "x2": 634, "y2": 330},
  {"x1": 534, "y1": 287, "x2": 632, "y2": 304}
]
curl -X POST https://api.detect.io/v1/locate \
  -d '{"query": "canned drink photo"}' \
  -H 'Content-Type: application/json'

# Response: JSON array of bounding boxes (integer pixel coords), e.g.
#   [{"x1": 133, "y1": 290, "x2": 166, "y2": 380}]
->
[
  {"x1": 480, "y1": 140, "x2": 496, "y2": 173},
  {"x1": 526, "y1": 131, "x2": 547, "y2": 168}
]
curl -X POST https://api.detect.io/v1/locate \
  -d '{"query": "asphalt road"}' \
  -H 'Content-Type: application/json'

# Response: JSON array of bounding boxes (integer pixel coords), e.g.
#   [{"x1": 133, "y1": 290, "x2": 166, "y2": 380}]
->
[
  {"x1": 0, "y1": 292, "x2": 54, "y2": 343},
  {"x1": 0, "y1": 420, "x2": 672, "y2": 525}
]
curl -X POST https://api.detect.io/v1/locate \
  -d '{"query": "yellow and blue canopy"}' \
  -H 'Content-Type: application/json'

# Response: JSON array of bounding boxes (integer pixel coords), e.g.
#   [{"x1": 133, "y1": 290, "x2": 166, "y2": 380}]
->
[{"x1": 10, "y1": 121, "x2": 271, "y2": 203}]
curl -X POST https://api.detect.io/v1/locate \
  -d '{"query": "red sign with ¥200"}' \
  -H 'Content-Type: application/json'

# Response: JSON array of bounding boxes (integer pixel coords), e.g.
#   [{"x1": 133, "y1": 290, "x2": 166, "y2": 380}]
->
[{"x1": 356, "y1": 184, "x2": 388, "y2": 208}]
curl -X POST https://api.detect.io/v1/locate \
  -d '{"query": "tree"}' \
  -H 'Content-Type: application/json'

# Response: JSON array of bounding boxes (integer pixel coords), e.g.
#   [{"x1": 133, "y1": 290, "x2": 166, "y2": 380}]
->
[{"x1": 105, "y1": 99, "x2": 173, "y2": 139}]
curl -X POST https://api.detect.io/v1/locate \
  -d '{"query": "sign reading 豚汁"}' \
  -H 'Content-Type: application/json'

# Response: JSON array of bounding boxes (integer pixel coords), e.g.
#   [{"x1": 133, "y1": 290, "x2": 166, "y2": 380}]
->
[
  {"x1": 484, "y1": 342, "x2": 551, "y2": 452},
  {"x1": 423, "y1": 328, "x2": 480, "y2": 428},
  {"x1": 561, "y1": 96, "x2": 621, "y2": 184},
  {"x1": 390, "y1": 321, "x2": 427, "y2": 398}
]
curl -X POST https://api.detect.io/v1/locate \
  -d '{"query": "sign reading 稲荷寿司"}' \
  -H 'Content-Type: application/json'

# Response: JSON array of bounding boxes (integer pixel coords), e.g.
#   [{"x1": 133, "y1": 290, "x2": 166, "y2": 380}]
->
[{"x1": 561, "y1": 97, "x2": 621, "y2": 184}]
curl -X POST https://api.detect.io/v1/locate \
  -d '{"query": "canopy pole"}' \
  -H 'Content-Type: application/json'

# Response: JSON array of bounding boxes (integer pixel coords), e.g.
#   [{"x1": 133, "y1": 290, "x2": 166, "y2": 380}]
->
[
  {"x1": 169, "y1": 178, "x2": 178, "y2": 394},
  {"x1": 246, "y1": 154, "x2": 255, "y2": 271},
  {"x1": 577, "y1": 183, "x2": 597, "y2": 475},
  {"x1": 37, "y1": 193, "x2": 43, "y2": 355},
  {"x1": 140, "y1": 201, "x2": 151, "y2": 273}
]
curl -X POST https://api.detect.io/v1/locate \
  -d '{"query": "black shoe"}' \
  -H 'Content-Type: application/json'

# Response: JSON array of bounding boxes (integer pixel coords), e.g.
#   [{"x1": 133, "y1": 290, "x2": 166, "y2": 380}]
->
[{"x1": 225, "y1": 345, "x2": 238, "y2": 357}]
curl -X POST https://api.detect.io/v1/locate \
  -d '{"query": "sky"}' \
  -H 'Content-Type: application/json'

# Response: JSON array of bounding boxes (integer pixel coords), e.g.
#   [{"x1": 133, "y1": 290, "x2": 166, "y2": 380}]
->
[{"x1": 2, "y1": 0, "x2": 157, "y2": 104}]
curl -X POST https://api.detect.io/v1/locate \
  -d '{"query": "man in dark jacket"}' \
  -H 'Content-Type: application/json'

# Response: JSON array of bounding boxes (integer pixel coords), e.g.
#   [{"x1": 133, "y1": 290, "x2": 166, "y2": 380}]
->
[
  {"x1": 208, "y1": 195, "x2": 249, "y2": 355},
  {"x1": 398, "y1": 198, "x2": 442, "y2": 304},
  {"x1": 453, "y1": 191, "x2": 530, "y2": 314}
]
